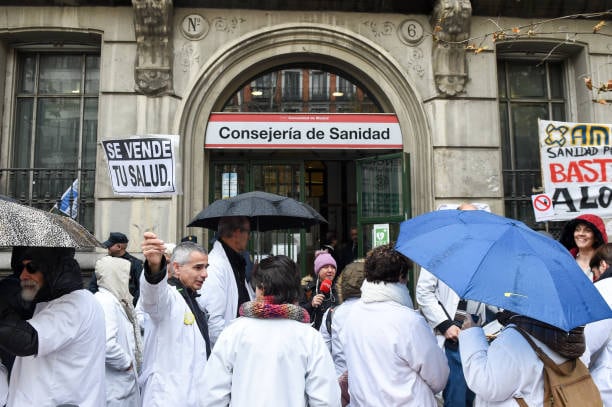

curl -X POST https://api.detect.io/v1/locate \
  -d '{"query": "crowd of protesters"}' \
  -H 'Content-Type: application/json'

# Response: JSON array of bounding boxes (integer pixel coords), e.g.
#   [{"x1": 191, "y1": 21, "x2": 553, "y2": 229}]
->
[{"x1": 0, "y1": 211, "x2": 610, "y2": 407}]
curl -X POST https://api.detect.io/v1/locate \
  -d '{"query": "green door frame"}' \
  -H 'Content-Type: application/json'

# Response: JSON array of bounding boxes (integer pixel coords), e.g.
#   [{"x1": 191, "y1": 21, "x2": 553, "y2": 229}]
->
[{"x1": 356, "y1": 152, "x2": 412, "y2": 293}]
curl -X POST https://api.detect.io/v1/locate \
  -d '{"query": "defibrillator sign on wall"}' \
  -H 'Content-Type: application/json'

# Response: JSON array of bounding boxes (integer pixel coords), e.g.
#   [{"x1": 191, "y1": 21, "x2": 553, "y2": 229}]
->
[
  {"x1": 372, "y1": 224, "x2": 390, "y2": 248},
  {"x1": 101, "y1": 135, "x2": 180, "y2": 195}
]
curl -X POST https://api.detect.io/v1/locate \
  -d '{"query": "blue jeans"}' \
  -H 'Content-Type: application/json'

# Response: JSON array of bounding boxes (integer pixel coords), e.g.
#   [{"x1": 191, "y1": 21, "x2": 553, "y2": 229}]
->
[{"x1": 443, "y1": 345, "x2": 475, "y2": 407}]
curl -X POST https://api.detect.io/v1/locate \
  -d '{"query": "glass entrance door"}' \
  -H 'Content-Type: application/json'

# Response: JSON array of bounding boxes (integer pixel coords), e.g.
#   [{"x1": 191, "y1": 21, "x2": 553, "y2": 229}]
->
[
  {"x1": 210, "y1": 161, "x2": 320, "y2": 275},
  {"x1": 251, "y1": 163, "x2": 306, "y2": 266},
  {"x1": 356, "y1": 153, "x2": 412, "y2": 290}
]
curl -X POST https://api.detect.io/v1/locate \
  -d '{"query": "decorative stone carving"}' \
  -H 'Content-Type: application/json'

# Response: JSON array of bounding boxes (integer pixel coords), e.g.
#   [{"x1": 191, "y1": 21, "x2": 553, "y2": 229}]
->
[
  {"x1": 179, "y1": 43, "x2": 200, "y2": 73},
  {"x1": 132, "y1": 0, "x2": 173, "y2": 96},
  {"x1": 211, "y1": 17, "x2": 245, "y2": 33},
  {"x1": 431, "y1": 0, "x2": 472, "y2": 96},
  {"x1": 407, "y1": 47, "x2": 426, "y2": 78},
  {"x1": 362, "y1": 20, "x2": 396, "y2": 37}
]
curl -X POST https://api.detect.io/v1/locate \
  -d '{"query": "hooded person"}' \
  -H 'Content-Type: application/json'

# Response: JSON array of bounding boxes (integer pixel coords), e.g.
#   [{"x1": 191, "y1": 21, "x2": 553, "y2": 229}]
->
[
  {"x1": 300, "y1": 250, "x2": 339, "y2": 330},
  {"x1": 559, "y1": 214, "x2": 609, "y2": 280},
  {"x1": 94, "y1": 256, "x2": 143, "y2": 407},
  {"x1": 0, "y1": 246, "x2": 35, "y2": 375},
  {"x1": 0, "y1": 246, "x2": 106, "y2": 407}
]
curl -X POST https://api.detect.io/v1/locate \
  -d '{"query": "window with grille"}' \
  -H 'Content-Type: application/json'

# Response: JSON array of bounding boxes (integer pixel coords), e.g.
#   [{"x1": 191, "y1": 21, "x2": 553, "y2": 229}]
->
[
  {"x1": 498, "y1": 59, "x2": 566, "y2": 235},
  {"x1": 8, "y1": 51, "x2": 99, "y2": 231},
  {"x1": 282, "y1": 70, "x2": 302, "y2": 101},
  {"x1": 309, "y1": 70, "x2": 329, "y2": 101}
]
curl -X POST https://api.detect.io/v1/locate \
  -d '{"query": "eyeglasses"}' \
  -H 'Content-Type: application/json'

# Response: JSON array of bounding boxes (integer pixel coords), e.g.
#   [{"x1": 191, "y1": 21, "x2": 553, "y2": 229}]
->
[{"x1": 23, "y1": 262, "x2": 40, "y2": 274}]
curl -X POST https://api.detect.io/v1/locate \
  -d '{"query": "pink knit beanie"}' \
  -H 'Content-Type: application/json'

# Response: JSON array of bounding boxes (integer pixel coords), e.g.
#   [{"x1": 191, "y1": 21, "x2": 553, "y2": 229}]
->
[{"x1": 314, "y1": 250, "x2": 337, "y2": 275}]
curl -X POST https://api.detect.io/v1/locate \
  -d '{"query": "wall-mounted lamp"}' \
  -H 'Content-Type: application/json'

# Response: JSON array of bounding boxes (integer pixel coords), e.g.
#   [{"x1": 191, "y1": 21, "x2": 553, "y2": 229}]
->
[
  {"x1": 251, "y1": 89, "x2": 263, "y2": 96},
  {"x1": 332, "y1": 91, "x2": 344, "y2": 97}
]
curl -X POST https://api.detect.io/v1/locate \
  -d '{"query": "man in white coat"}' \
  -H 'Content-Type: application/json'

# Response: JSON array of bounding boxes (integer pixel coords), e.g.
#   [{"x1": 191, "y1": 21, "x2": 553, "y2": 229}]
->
[
  {"x1": 416, "y1": 203, "x2": 491, "y2": 407},
  {"x1": 140, "y1": 234, "x2": 211, "y2": 407},
  {"x1": 584, "y1": 271, "x2": 612, "y2": 405},
  {"x1": 198, "y1": 216, "x2": 255, "y2": 347},
  {"x1": 201, "y1": 254, "x2": 340, "y2": 407},
  {"x1": 341, "y1": 244, "x2": 449, "y2": 406},
  {"x1": 0, "y1": 247, "x2": 106, "y2": 407},
  {"x1": 94, "y1": 256, "x2": 142, "y2": 407}
]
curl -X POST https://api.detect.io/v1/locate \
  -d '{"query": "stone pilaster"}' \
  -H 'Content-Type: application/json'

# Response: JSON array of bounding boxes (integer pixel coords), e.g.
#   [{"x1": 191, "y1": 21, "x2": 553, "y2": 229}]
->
[
  {"x1": 431, "y1": 0, "x2": 472, "y2": 96},
  {"x1": 132, "y1": 0, "x2": 173, "y2": 96}
]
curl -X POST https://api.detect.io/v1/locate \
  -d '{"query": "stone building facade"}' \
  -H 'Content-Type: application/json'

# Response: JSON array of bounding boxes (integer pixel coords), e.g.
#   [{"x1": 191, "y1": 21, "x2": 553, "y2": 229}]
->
[{"x1": 0, "y1": 1, "x2": 610, "y2": 275}]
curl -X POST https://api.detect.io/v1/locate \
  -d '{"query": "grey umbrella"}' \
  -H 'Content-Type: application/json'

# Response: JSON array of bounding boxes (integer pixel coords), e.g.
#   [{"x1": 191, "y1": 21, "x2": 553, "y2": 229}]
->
[
  {"x1": 0, "y1": 194, "x2": 18, "y2": 202},
  {"x1": 0, "y1": 199, "x2": 101, "y2": 248},
  {"x1": 187, "y1": 191, "x2": 327, "y2": 231}
]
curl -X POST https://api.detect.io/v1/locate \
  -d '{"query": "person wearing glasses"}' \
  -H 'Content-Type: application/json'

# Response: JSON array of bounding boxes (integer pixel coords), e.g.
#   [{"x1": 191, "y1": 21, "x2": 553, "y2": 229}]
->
[
  {"x1": 0, "y1": 247, "x2": 106, "y2": 406},
  {"x1": 139, "y1": 235, "x2": 211, "y2": 407},
  {"x1": 198, "y1": 216, "x2": 255, "y2": 348}
]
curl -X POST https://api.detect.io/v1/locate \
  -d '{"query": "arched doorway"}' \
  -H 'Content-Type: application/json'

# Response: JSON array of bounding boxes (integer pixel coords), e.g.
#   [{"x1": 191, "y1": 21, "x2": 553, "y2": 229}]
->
[{"x1": 176, "y1": 23, "x2": 433, "y2": 275}]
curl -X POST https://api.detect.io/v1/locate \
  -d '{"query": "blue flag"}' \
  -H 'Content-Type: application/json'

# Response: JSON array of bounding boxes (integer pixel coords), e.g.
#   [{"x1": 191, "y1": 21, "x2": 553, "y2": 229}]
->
[{"x1": 54, "y1": 179, "x2": 79, "y2": 219}]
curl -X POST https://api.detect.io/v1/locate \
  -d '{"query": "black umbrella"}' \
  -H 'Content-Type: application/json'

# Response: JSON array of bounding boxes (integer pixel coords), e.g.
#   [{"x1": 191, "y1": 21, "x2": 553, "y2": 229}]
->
[
  {"x1": 0, "y1": 199, "x2": 101, "y2": 248},
  {"x1": 187, "y1": 191, "x2": 327, "y2": 231}
]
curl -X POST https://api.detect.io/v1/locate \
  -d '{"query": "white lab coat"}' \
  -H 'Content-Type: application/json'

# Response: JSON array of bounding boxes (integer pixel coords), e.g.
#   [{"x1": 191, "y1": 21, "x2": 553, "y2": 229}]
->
[
  {"x1": 94, "y1": 288, "x2": 141, "y2": 407},
  {"x1": 197, "y1": 240, "x2": 254, "y2": 347},
  {"x1": 460, "y1": 325, "x2": 569, "y2": 406},
  {"x1": 201, "y1": 316, "x2": 340, "y2": 407},
  {"x1": 138, "y1": 273, "x2": 209, "y2": 407},
  {"x1": 0, "y1": 363, "x2": 7, "y2": 406},
  {"x1": 584, "y1": 278, "x2": 612, "y2": 405},
  {"x1": 416, "y1": 268, "x2": 490, "y2": 347},
  {"x1": 341, "y1": 300, "x2": 449, "y2": 406},
  {"x1": 319, "y1": 297, "x2": 359, "y2": 376},
  {"x1": 8, "y1": 289, "x2": 106, "y2": 407}
]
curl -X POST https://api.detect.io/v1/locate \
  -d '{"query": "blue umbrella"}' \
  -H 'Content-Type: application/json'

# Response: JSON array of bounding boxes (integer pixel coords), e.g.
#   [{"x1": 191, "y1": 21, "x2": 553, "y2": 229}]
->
[{"x1": 395, "y1": 209, "x2": 612, "y2": 331}]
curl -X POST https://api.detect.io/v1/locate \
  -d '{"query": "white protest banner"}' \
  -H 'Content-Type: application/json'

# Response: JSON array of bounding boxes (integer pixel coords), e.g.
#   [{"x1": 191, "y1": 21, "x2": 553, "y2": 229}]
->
[
  {"x1": 101, "y1": 135, "x2": 180, "y2": 196},
  {"x1": 205, "y1": 113, "x2": 402, "y2": 149},
  {"x1": 539, "y1": 119, "x2": 612, "y2": 220}
]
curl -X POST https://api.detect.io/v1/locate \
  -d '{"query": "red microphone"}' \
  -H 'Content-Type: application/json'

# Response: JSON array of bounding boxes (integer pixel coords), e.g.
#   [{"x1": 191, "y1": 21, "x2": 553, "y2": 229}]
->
[{"x1": 319, "y1": 279, "x2": 332, "y2": 295}]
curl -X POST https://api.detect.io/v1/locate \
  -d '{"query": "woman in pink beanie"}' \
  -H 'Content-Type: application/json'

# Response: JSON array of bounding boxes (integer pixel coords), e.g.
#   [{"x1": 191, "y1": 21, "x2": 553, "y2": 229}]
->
[{"x1": 300, "y1": 250, "x2": 339, "y2": 330}]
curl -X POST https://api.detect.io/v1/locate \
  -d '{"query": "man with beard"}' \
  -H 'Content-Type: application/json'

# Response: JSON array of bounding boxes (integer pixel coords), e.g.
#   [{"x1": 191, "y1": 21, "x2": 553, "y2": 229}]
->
[{"x1": 0, "y1": 246, "x2": 106, "y2": 406}]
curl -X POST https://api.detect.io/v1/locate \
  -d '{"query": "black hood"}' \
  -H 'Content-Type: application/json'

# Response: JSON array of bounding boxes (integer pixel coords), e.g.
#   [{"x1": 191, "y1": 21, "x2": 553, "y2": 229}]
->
[{"x1": 21, "y1": 247, "x2": 83, "y2": 303}]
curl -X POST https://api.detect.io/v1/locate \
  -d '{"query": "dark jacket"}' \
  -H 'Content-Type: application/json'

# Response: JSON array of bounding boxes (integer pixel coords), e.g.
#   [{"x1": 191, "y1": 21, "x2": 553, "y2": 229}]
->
[
  {"x1": 0, "y1": 247, "x2": 83, "y2": 358},
  {"x1": 300, "y1": 276, "x2": 338, "y2": 330}
]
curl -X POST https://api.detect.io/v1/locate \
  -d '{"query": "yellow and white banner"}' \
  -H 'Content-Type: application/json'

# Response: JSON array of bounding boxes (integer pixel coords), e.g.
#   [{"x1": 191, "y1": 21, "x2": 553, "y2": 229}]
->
[{"x1": 539, "y1": 119, "x2": 612, "y2": 220}]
